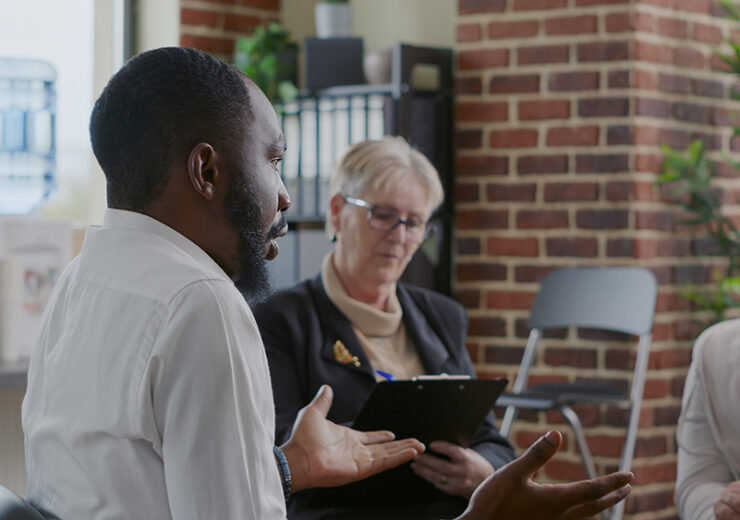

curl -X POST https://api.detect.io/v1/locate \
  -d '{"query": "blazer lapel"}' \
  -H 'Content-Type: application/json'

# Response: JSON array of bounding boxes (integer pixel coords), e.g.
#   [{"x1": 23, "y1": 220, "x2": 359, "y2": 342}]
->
[
  {"x1": 309, "y1": 275, "x2": 377, "y2": 381},
  {"x1": 397, "y1": 284, "x2": 450, "y2": 374}
]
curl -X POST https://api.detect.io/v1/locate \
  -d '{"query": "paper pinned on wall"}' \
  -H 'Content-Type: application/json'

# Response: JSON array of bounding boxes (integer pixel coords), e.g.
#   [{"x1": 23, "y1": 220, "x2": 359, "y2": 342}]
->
[{"x1": 0, "y1": 218, "x2": 71, "y2": 362}]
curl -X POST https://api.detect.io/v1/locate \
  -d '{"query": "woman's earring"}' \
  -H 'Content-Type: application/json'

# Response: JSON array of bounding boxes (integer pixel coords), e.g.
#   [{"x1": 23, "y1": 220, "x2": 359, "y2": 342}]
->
[{"x1": 331, "y1": 233, "x2": 337, "y2": 243}]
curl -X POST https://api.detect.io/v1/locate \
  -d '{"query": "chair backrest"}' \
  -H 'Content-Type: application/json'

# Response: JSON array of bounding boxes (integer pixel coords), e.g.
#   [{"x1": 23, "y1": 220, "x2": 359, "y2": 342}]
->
[
  {"x1": 529, "y1": 267, "x2": 657, "y2": 335},
  {"x1": 0, "y1": 486, "x2": 45, "y2": 520},
  {"x1": 509, "y1": 266, "x2": 657, "y2": 398}
]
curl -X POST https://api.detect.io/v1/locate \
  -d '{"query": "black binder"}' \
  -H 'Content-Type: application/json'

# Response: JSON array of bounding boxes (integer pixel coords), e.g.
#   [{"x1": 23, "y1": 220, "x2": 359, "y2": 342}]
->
[{"x1": 310, "y1": 377, "x2": 508, "y2": 507}]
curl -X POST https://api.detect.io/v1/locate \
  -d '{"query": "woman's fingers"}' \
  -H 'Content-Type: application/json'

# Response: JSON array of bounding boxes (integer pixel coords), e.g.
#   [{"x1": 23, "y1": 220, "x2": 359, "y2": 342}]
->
[
  {"x1": 412, "y1": 452, "x2": 457, "y2": 474},
  {"x1": 428, "y1": 440, "x2": 467, "y2": 463}
]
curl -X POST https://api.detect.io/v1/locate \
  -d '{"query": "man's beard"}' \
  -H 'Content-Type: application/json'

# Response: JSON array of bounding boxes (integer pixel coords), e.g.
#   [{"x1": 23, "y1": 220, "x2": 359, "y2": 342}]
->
[{"x1": 224, "y1": 171, "x2": 279, "y2": 306}]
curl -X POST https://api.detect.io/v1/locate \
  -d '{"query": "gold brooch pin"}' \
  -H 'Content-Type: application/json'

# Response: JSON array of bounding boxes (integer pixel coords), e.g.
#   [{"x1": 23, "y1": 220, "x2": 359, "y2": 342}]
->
[{"x1": 332, "y1": 340, "x2": 360, "y2": 367}]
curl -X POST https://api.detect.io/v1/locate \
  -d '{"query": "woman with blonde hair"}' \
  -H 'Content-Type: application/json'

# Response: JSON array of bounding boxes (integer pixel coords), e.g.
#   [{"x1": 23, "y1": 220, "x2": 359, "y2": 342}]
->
[{"x1": 253, "y1": 136, "x2": 515, "y2": 519}]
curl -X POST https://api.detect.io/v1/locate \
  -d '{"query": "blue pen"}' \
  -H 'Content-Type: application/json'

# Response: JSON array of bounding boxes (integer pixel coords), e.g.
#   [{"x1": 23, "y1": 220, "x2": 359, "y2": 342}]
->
[{"x1": 375, "y1": 369, "x2": 395, "y2": 381}]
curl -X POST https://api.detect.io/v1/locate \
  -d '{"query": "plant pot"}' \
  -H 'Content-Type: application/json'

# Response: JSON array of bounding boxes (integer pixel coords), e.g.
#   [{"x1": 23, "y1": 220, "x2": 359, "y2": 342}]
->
[{"x1": 314, "y1": 3, "x2": 352, "y2": 39}]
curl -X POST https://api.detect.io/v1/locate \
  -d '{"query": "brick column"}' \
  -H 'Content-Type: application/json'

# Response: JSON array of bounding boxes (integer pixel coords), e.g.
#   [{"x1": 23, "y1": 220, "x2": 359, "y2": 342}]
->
[
  {"x1": 179, "y1": 0, "x2": 281, "y2": 62},
  {"x1": 454, "y1": 0, "x2": 738, "y2": 518}
]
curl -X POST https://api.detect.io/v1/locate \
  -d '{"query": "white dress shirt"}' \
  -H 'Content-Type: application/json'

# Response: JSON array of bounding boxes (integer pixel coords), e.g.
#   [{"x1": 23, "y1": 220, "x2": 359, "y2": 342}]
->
[
  {"x1": 676, "y1": 319, "x2": 740, "y2": 520},
  {"x1": 22, "y1": 209, "x2": 285, "y2": 519}
]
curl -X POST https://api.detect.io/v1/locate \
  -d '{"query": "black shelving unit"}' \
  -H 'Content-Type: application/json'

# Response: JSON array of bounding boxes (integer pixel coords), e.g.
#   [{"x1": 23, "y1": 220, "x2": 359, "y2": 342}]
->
[{"x1": 269, "y1": 43, "x2": 454, "y2": 295}]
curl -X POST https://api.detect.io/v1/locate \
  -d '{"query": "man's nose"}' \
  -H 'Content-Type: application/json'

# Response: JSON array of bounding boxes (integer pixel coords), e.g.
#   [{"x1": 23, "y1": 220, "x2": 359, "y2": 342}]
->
[{"x1": 278, "y1": 177, "x2": 291, "y2": 212}]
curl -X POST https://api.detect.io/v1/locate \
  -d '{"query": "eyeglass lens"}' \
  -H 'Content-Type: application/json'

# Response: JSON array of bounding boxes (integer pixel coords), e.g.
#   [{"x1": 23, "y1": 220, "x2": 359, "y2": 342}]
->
[{"x1": 367, "y1": 206, "x2": 428, "y2": 242}]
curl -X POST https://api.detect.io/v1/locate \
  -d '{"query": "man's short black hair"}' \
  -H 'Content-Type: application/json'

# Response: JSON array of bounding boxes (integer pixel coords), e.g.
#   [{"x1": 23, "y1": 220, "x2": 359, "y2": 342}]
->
[{"x1": 90, "y1": 46, "x2": 252, "y2": 210}]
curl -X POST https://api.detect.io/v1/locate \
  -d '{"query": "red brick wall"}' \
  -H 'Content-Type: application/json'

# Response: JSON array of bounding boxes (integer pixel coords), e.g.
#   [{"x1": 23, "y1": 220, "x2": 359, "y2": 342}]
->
[
  {"x1": 179, "y1": 0, "x2": 281, "y2": 62},
  {"x1": 454, "y1": 0, "x2": 739, "y2": 518}
]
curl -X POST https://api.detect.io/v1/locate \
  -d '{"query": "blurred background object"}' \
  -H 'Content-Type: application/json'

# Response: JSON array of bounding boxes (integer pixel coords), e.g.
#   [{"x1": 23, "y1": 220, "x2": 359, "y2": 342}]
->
[
  {"x1": 0, "y1": 218, "x2": 71, "y2": 363},
  {"x1": 0, "y1": 58, "x2": 57, "y2": 216},
  {"x1": 314, "y1": 0, "x2": 351, "y2": 39}
]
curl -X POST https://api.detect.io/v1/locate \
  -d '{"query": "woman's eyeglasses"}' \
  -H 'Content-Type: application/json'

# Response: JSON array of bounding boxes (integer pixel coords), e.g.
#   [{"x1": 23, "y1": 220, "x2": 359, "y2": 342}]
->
[{"x1": 343, "y1": 195, "x2": 435, "y2": 243}]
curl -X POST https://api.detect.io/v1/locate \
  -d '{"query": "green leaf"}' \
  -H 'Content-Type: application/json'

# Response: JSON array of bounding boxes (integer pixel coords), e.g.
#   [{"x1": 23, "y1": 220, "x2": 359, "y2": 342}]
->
[
  {"x1": 656, "y1": 171, "x2": 682, "y2": 184},
  {"x1": 277, "y1": 80, "x2": 299, "y2": 103},
  {"x1": 724, "y1": 157, "x2": 740, "y2": 174},
  {"x1": 681, "y1": 217, "x2": 714, "y2": 226},
  {"x1": 720, "y1": 275, "x2": 740, "y2": 293},
  {"x1": 720, "y1": 0, "x2": 740, "y2": 19},
  {"x1": 688, "y1": 139, "x2": 705, "y2": 161},
  {"x1": 258, "y1": 54, "x2": 279, "y2": 77}
]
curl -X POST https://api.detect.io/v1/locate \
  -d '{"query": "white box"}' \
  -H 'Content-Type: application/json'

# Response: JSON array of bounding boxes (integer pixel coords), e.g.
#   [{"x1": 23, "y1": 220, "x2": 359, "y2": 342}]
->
[{"x1": 0, "y1": 217, "x2": 72, "y2": 361}]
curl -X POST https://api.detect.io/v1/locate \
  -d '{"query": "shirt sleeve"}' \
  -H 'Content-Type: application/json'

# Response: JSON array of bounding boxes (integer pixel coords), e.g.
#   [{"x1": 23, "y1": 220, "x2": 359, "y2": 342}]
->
[
  {"x1": 675, "y1": 344, "x2": 733, "y2": 520},
  {"x1": 145, "y1": 279, "x2": 285, "y2": 519}
]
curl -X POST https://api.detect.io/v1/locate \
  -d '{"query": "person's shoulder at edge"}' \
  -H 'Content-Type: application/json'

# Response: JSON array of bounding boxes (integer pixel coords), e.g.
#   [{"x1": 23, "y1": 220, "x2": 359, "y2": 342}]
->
[{"x1": 691, "y1": 318, "x2": 740, "y2": 367}]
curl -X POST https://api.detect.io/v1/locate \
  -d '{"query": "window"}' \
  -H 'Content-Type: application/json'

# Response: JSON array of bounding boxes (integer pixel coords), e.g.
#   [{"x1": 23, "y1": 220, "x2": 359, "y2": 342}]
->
[{"x1": 0, "y1": 0, "x2": 133, "y2": 225}]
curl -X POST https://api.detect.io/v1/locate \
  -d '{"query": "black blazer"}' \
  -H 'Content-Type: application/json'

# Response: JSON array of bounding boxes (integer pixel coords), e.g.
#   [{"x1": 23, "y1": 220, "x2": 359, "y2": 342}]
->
[{"x1": 253, "y1": 275, "x2": 515, "y2": 518}]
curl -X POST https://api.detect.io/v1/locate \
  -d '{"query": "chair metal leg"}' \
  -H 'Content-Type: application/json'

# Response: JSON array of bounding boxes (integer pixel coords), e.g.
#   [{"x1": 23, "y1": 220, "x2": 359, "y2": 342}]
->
[
  {"x1": 558, "y1": 405, "x2": 610, "y2": 520},
  {"x1": 500, "y1": 329, "x2": 541, "y2": 438},
  {"x1": 559, "y1": 405, "x2": 598, "y2": 480},
  {"x1": 604, "y1": 402, "x2": 640, "y2": 520},
  {"x1": 500, "y1": 405, "x2": 516, "y2": 437},
  {"x1": 607, "y1": 336, "x2": 652, "y2": 520},
  {"x1": 609, "y1": 497, "x2": 626, "y2": 520}
]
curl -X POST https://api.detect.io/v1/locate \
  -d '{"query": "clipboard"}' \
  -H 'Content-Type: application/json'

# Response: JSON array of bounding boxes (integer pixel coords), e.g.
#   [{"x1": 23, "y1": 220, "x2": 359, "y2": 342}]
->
[
  {"x1": 352, "y1": 377, "x2": 508, "y2": 446},
  {"x1": 309, "y1": 376, "x2": 508, "y2": 507}
]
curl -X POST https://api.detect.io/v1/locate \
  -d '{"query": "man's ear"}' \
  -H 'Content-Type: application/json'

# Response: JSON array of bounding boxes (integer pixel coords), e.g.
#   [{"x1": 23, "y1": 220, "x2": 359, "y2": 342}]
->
[
  {"x1": 187, "y1": 142, "x2": 219, "y2": 200},
  {"x1": 328, "y1": 193, "x2": 345, "y2": 234}
]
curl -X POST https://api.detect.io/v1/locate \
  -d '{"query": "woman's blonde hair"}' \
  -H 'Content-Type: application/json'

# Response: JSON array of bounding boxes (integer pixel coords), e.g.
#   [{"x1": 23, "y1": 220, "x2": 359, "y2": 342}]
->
[{"x1": 326, "y1": 136, "x2": 444, "y2": 237}]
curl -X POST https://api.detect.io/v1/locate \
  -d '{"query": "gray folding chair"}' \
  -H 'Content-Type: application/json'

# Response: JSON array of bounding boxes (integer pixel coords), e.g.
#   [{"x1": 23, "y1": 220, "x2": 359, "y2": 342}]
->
[
  {"x1": 0, "y1": 486, "x2": 44, "y2": 520},
  {"x1": 497, "y1": 267, "x2": 657, "y2": 520}
]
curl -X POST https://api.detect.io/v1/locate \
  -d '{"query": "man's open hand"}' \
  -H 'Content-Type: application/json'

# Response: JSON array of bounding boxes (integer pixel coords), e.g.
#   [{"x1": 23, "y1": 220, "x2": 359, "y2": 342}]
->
[
  {"x1": 456, "y1": 430, "x2": 633, "y2": 520},
  {"x1": 281, "y1": 385, "x2": 425, "y2": 492}
]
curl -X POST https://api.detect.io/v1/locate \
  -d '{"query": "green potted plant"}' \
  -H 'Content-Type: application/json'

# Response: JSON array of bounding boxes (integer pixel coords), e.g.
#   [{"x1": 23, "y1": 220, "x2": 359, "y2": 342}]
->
[
  {"x1": 315, "y1": 0, "x2": 351, "y2": 38},
  {"x1": 234, "y1": 22, "x2": 299, "y2": 105},
  {"x1": 658, "y1": 140, "x2": 740, "y2": 329},
  {"x1": 658, "y1": 0, "x2": 740, "y2": 332}
]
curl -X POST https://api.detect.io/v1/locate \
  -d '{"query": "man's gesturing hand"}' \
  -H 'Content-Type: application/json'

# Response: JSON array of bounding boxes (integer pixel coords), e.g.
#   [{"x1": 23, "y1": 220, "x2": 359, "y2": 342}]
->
[
  {"x1": 281, "y1": 385, "x2": 425, "y2": 492},
  {"x1": 456, "y1": 430, "x2": 633, "y2": 520}
]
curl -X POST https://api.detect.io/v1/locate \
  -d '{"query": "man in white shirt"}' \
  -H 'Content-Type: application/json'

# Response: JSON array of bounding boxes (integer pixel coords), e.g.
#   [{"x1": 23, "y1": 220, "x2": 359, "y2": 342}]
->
[
  {"x1": 22, "y1": 47, "x2": 633, "y2": 519},
  {"x1": 22, "y1": 46, "x2": 423, "y2": 520}
]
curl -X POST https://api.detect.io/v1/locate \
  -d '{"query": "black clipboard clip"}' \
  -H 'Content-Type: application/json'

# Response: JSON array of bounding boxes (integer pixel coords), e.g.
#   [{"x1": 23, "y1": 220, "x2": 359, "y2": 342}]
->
[{"x1": 412, "y1": 373, "x2": 472, "y2": 381}]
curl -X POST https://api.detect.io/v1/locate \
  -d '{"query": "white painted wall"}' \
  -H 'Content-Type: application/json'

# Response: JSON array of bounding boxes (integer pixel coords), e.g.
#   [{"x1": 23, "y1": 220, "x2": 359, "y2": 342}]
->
[
  {"x1": 351, "y1": 0, "x2": 454, "y2": 54},
  {"x1": 137, "y1": 0, "x2": 180, "y2": 53}
]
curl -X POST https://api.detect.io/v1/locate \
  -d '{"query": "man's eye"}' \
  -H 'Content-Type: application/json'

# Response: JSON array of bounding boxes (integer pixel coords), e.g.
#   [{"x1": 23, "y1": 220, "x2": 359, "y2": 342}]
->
[
  {"x1": 406, "y1": 219, "x2": 424, "y2": 229},
  {"x1": 270, "y1": 158, "x2": 282, "y2": 169}
]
